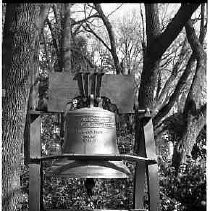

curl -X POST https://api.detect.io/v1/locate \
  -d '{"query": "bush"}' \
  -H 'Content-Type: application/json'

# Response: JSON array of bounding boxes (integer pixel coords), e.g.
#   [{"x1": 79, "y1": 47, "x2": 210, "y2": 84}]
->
[{"x1": 159, "y1": 156, "x2": 206, "y2": 211}]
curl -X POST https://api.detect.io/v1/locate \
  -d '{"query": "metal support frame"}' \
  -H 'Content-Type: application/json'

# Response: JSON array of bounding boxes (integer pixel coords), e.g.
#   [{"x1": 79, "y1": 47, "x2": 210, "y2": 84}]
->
[
  {"x1": 28, "y1": 110, "x2": 159, "y2": 211},
  {"x1": 32, "y1": 154, "x2": 156, "y2": 164},
  {"x1": 28, "y1": 113, "x2": 43, "y2": 211},
  {"x1": 28, "y1": 107, "x2": 160, "y2": 211},
  {"x1": 134, "y1": 110, "x2": 160, "y2": 211}
]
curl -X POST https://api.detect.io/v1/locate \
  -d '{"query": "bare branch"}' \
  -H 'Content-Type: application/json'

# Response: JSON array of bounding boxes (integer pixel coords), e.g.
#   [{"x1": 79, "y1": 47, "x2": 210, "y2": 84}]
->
[
  {"x1": 107, "y1": 4, "x2": 123, "y2": 18},
  {"x1": 86, "y1": 3, "x2": 95, "y2": 10},
  {"x1": 46, "y1": 17, "x2": 60, "y2": 57},
  {"x1": 185, "y1": 20, "x2": 206, "y2": 61},
  {"x1": 94, "y1": 3, "x2": 122, "y2": 74},
  {"x1": 52, "y1": 4, "x2": 59, "y2": 24},
  {"x1": 83, "y1": 23, "x2": 111, "y2": 52},
  {"x1": 155, "y1": 70, "x2": 162, "y2": 100},
  {"x1": 153, "y1": 54, "x2": 196, "y2": 125},
  {"x1": 151, "y1": 4, "x2": 200, "y2": 60},
  {"x1": 183, "y1": 19, "x2": 206, "y2": 116},
  {"x1": 71, "y1": 13, "x2": 99, "y2": 26},
  {"x1": 140, "y1": 4, "x2": 146, "y2": 57},
  {"x1": 199, "y1": 4, "x2": 207, "y2": 45},
  {"x1": 157, "y1": 38, "x2": 188, "y2": 103},
  {"x1": 138, "y1": 3, "x2": 199, "y2": 110}
]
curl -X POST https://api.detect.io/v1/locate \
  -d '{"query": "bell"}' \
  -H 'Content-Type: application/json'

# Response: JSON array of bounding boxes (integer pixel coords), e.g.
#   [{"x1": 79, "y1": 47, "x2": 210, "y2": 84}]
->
[{"x1": 50, "y1": 106, "x2": 131, "y2": 178}]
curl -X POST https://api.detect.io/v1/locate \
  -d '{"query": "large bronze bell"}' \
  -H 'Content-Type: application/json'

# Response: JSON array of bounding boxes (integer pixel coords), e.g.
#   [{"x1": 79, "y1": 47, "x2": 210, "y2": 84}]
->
[{"x1": 50, "y1": 104, "x2": 131, "y2": 178}]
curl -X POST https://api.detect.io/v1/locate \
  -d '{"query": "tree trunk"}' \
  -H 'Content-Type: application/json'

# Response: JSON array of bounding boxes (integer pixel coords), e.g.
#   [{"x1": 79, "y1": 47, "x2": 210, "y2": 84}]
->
[
  {"x1": 172, "y1": 19, "x2": 206, "y2": 170},
  {"x1": 2, "y1": 4, "x2": 42, "y2": 210},
  {"x1": 138, "y1": 4, "x2": 161, "y2": 109},
  {"x1": 61, "y1": 3, "x2": 72, "y2": 72}
]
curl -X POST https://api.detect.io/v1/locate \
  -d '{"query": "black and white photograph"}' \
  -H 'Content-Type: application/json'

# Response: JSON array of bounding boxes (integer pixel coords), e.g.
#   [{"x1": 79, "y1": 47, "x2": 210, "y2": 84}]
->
[{"x1": 1, "y1": 3, "x2": 207, "y2": 211}]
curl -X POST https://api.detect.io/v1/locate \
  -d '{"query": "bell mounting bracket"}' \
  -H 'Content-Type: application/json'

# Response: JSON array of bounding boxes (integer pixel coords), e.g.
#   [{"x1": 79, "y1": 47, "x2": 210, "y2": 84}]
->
[{"x1": 48, "y1": 72, "x2": 135, "y2": 113}]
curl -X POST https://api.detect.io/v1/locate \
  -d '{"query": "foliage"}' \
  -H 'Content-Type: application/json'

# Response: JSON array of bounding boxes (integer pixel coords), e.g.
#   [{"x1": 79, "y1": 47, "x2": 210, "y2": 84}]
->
[
  {"x1": 191, "y1": 125, "x2": 206, "y2": 160},
  {"x1": 157, "y1": 117, "x2": 206, "y2": 211},
  {"x1": 159, "y1": 155, "x2": 206, "y2": 211}
]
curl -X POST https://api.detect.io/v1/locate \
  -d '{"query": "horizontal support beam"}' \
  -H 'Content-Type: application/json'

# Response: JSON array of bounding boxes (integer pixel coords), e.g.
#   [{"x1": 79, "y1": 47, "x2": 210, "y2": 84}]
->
[
  {"x1": 30, "y1": 154, "x2": 156, "y2": 165},
  {"x1": 29, "y1": 110, "x2": 62, "y2": 115}
]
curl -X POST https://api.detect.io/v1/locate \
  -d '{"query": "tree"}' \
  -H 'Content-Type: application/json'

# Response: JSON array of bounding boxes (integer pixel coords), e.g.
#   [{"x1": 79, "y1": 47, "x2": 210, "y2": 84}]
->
[
  {"x1": 45, "y1": 3, "x2": 72, "y2": 72},
  {"x1": 116, "y1": 10, "x2": 143, "y2": 75},
  {"x1": 93, "y1": 3, "x2": 122, "y2": 74},
  {"x1": 43, "y1": 3, "x2": 93, "y2": 73},
  {"x1": 71, "y1": 3, "x2": 123, "y2": 74},
  {"x1": 172, "y1": 18, "x2": 206, "y2": 170},
  {"x1": 136, "y1": 3, "x2": 206, "y2": 170},
  {"x1": 2, "y1": 4, "x2": 49, "y2": 210},
  {"x1": 138, "y1": 4, "x2": 200, "y2": 109}
]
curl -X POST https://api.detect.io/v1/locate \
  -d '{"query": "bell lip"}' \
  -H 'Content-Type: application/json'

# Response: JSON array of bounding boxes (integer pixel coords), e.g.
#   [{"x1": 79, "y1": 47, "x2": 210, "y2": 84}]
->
[{"x1": 47, "y1": 159, "x2": 131, "y2": 178}]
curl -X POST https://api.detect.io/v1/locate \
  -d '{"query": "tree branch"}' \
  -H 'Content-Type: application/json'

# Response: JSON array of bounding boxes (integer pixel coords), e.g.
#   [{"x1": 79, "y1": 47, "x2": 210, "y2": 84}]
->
[
  {"x1": 52, "y1": 4, "x2": 59, "y2": 24},
  {"x1": 199, "y1": 3, "x2": 206, "y2": 44},
  {"x1": 138, "y1": 3, "x2": 199, "y2": 112},
  {"x1": 83, "y1": 23, "x2": 111, "y2": 52},
  {"x1": 151, "y1": 4, "x2": 200, "y2": 60},
  {"x1": 71, "y1": 13, "x2": 99, "y2": 26},
  {"x1": 153, "y1": 54, "x2": 196, "y2": 125},
  {"x1": 107, "y1": 4, "x2": 123, "y2": 18},
  {"x1": 139, "y1": 4, "x2": 146, "y2": 58},
  {"x1": 94, "y1": 3, "x2": 122, "y2": 74},
  {"x1": 46, "y1": 17, "x2": 60, "y2": 58},
  {"x1": 183, "y1": 19, "x2": 206, "y2": 116},
  {"x1": 155, "y1": 38, "x2": 188, "y2": 108},
  {"x1": 185, "y1": 20, "x2": 206, "y2": 60}
]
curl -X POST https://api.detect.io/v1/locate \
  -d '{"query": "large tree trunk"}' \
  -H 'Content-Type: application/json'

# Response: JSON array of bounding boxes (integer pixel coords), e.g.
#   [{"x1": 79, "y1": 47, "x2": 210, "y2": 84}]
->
[
  {"x1": 172, "y1": 19, "x2": 206, "y2": 170},
  {"x1": 2, "y1": 4, "x2": 48, "y2": 210},
  {"x1": 138, "y1": 4, "x2": 161, "y2": 109}
]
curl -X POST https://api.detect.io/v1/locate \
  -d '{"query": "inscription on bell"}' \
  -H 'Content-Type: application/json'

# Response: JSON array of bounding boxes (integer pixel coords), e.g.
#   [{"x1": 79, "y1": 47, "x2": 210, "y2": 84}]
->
[
  {"x1": 63, "y1": 108, "x2": 117, "y2": 155},
  {"x1": 82, "y1": 134, "x2": 97, "y2": 143},
  {"x1": 69, "y1": 128, "x2": 103, "y2": 135},
  {"x1": 80, "y1": 116, "x2": 115, "y2": 128}
]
